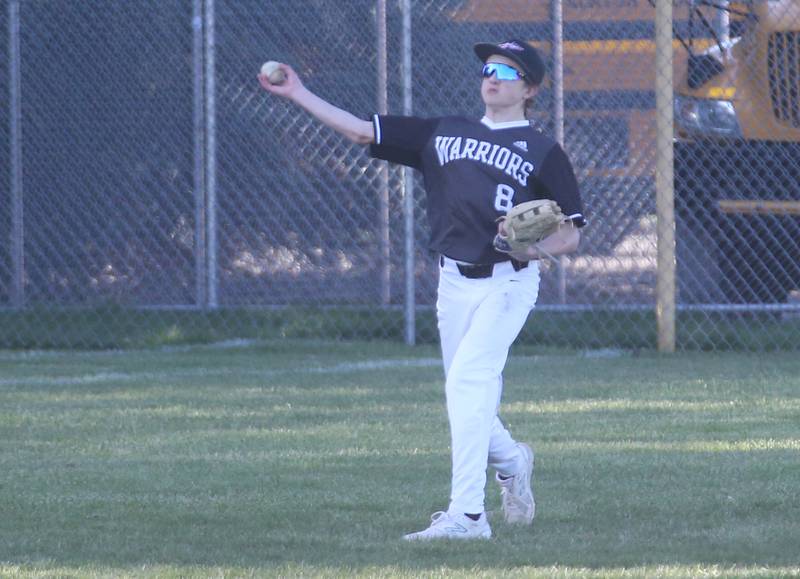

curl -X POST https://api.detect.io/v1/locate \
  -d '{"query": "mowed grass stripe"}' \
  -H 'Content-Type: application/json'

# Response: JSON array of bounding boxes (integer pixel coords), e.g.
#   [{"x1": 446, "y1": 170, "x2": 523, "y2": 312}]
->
[
  {"x1": 2, "y1": 564, "x2": 800, "y2": 578},
  {"x1": 0, "y1": 357, "x2": 442, "y2": 388}
]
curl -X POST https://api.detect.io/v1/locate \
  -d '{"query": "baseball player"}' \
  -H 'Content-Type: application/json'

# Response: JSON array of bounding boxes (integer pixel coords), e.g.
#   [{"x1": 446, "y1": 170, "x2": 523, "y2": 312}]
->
[{"x1": 258, "y1": 39, "x2": 585, "y2": 540}]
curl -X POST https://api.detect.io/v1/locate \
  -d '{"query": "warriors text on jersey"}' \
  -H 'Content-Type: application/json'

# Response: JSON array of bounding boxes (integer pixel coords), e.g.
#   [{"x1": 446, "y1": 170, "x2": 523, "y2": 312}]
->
[
  {"x1": 370, "y1": 115, "x2": 586, "y2": 264},
  {"x1": 434, "y1": 135, "x2": 534, "y2": 188}
]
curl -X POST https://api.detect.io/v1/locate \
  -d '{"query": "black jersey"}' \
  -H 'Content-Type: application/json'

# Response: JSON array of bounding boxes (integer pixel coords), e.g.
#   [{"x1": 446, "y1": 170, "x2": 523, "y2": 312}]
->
[{"x1": 370, "y1": 115, "x2": 586, "y2": 264}]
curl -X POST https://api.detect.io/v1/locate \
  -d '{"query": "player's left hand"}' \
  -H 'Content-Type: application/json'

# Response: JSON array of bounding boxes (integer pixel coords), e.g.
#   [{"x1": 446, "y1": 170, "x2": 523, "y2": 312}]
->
[
  {"x1": 494, "y1": 233, "x2": 541, "y2": 260},
  {"x1": 494, "y1": 199, "x2": 565, "y2": 260}
]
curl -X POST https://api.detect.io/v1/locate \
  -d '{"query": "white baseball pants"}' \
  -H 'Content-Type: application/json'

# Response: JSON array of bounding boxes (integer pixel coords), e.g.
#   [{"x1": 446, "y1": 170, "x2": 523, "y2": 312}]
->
[{"x1": 436, "y1": 255, "x2": 540, "y2": 516}]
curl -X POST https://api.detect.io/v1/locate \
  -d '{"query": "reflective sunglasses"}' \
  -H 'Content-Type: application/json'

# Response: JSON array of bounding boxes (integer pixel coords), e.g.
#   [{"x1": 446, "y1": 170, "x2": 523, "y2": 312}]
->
[{"x1": 481, "y1": 62, "x2": 525, "y2": 81}]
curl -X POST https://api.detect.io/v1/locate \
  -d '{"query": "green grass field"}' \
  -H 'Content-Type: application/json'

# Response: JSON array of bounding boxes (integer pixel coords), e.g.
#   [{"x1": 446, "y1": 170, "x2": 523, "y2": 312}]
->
[{"x1": 1, "y1": 340, "x2": 799, "y2": 578}]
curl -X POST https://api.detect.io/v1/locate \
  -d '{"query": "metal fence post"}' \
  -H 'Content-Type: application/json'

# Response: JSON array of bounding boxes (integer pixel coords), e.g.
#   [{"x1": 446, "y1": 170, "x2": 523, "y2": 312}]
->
[
  {"x1": 9, "y1": 0, "x2": 24, "y2": 308},
  {"x1": 655, "y1": 0, "x2": 676, "y2": 352},
  {"x1": 205, "y1": 0, "x2": 218, "y2": 308},
  {"x1": 402, "y1": 0, "x2": 415, "y2": 345},
  {"x1": 377, "y1": 0, "x2": 390, "y2": 305},
  {"x1": 551, "y1": 0, "x2": 567, "y2": 305},
  {"x1": 193, "y1": 0, "x2": 207, "y2": 308}
]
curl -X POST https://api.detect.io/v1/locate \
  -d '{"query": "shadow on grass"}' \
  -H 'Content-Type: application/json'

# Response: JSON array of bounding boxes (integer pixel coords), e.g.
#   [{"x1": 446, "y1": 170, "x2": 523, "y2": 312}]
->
[{"x1": 3, "y1": 305, "x2": 800, "y2": 351}]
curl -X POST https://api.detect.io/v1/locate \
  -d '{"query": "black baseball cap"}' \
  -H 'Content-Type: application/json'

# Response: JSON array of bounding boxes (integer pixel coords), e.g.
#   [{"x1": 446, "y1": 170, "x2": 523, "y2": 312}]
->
[{"x1": 474, "y1": 39, "x2": 546, "y2": 85}]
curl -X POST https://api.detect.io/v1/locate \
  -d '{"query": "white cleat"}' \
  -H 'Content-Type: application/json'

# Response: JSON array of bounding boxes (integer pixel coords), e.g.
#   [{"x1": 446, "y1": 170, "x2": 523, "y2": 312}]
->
[
  {"x1": 402, "y1": 511, "x2": 492, "y2": 541},
  {"x1": 497, "y1": 442, "x2": 535, "y2": 525}
]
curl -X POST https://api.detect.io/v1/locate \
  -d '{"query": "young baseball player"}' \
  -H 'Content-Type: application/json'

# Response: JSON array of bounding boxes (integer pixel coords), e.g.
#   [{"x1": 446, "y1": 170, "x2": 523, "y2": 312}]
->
[{"x1": 259, "y1": 39, "x2": 585, "y2": 540}]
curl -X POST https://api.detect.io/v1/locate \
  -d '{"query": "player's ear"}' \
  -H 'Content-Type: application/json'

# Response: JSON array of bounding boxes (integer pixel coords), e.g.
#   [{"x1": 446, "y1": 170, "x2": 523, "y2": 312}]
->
[{"x1": 524, "y1": 83, "x2": 539, "y2": 100}]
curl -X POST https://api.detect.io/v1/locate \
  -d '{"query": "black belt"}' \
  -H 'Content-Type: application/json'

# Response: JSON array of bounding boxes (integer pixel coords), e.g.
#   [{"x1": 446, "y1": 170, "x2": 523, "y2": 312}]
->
[{"x1": 440, "y1": 255, "x2": 528, "y2": 279}]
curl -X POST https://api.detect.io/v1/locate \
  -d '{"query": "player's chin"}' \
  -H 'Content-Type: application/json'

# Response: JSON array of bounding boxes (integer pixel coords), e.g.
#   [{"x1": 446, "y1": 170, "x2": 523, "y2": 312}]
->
[
  {"x1": 481, "y1": 87, "x2": 500, "y2": 102},
  {"x1": 482, "y1": 92, "x2": 517, "y2": 109}
]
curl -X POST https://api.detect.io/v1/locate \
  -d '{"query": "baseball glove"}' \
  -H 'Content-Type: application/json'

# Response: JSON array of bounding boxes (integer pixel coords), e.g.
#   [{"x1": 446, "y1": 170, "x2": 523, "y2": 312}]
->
[{"x1": 493, "y1": 199, "x2": 565, "y2": 254}]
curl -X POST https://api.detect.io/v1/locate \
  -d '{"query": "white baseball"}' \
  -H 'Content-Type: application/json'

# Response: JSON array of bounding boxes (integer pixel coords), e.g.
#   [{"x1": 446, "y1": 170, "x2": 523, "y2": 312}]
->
[{"x1": 260, "y1": 61, "x2": 287, "y2": 85}]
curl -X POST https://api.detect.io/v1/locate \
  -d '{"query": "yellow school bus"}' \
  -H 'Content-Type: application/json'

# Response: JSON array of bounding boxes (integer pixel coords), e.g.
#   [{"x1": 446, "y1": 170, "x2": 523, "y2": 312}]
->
[{"x1": 673, "y1": 0, "x2": 800, "y2": 303}]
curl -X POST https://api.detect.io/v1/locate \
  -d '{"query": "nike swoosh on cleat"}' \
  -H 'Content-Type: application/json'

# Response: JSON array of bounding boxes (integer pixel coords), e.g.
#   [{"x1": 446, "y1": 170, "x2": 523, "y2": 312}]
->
[{"x1": 444, "y1": 526, "x2": 468, "y2": 533}]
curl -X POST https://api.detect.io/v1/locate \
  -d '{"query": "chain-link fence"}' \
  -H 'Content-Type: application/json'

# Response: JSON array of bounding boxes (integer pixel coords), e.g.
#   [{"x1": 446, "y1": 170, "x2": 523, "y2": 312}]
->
[{"x1": 2, "y1": 0, "x2": 799, "y2": 350}]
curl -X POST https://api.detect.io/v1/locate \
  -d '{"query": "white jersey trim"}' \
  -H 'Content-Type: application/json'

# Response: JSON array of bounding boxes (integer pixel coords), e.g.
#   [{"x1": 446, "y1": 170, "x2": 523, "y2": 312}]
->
[
  {"x1": 372, "y1": 114, "x2": 382, "y2": 144},
  {"x1": 480, "y1": 116, "x2": 530, "y2": 130}
]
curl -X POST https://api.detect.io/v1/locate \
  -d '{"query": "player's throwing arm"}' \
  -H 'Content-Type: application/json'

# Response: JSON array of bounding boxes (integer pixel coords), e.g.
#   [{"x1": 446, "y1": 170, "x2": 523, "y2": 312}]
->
[{"x1": 257, "y1": 61, "x2": 373, "y2": 144}]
